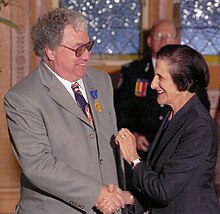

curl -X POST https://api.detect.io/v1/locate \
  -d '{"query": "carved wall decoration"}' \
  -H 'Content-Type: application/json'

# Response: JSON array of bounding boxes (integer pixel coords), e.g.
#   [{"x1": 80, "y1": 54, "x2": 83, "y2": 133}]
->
[{"x1": 10, "y1": 0, "x2": 30, "y2": 87}]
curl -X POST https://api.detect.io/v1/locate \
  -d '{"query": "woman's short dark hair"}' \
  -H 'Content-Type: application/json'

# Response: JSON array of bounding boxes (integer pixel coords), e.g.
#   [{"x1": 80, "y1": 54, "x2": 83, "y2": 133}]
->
[{"x1": 156, "y1": 44, "x2": 209, "y2": 93}]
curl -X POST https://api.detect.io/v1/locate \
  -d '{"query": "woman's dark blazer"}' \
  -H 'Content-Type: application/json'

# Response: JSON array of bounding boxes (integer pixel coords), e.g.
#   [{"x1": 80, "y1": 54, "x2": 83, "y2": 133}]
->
[{"x1": 132, "y1": 95, "x2": 220, "y2": 214}]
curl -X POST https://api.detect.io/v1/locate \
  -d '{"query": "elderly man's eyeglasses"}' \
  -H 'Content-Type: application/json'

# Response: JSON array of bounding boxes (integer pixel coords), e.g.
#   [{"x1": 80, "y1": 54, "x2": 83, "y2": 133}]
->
[
  {"x1": 59, "y1": 41, "x2": 94, "y2": 57},
  {"x1": 152, "y1": 33, "x2": 177, "y2": 41}
]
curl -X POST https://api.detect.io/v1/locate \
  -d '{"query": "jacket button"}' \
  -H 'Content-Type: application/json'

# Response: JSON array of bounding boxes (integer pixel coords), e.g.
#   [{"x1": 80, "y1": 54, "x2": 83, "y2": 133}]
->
[
  {"x1": 89, "y1": 133, "x2": 95, "y2": 139},
  {"x1": 159, "y1": 115, "x2": 164, "y2": 120},
  {"x1": 100, "y1": 159, "x2": 103, "y2": 164}
]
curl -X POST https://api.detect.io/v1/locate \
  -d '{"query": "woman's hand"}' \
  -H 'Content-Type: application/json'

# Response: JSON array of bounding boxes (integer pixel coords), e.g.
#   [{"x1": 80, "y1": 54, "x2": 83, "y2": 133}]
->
[{"x1": 115, "y1": 128, "x2": 140, "y2": 165}]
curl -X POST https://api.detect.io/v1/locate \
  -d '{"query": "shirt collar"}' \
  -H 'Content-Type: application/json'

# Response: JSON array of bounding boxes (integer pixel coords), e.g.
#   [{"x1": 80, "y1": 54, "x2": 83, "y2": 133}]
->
[{"x1": 43, "y1": 62, "x2": 85, "y2": 97}]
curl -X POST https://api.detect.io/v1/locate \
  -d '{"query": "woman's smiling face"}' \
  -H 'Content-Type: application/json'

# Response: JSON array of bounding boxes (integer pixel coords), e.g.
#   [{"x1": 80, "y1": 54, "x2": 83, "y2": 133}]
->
[{"x1": 151, "y1": 59, "x2": 190, "y2": 113}]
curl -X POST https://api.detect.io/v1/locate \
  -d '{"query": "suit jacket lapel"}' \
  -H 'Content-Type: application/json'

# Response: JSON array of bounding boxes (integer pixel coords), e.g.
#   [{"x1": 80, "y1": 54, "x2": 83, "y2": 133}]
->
[
  {"x1": 147, "y1": 111, "x2": 170, "y2": 162},
  {"x1": 148, "y1": 96, "x2": 199, "y2": 172},
  {"x1": 148, "y1": 108, "x2": 188, "y2": 172},
  {"x1": 38, "y1": 62, "x2": 93, "y2": 127},
  {"x1": 152, "y1": 117, "x2": 185, "y2": 171}
]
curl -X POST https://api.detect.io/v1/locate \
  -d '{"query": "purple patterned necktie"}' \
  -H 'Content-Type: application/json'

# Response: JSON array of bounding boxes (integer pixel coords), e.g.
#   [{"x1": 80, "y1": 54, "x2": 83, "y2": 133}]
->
[{"x1": 71, "y1": 82, "x2": 93, "y2": 124}]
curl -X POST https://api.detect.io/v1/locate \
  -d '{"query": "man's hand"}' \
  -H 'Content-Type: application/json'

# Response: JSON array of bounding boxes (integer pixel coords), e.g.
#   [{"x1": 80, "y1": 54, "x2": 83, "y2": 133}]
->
[
  {"x1": 95, "y1": 184, "x2": 125, "y2": 214},
  {"x1": 133, "y1": 132, "x2": 149, "y2": 152},
  {"x1": 107, "y1": 185, "x2": 134, "y2": 205}
]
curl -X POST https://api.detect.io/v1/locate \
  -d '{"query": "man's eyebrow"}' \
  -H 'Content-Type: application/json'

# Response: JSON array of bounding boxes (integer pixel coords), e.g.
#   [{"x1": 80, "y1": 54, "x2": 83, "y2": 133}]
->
[
  {"x1": 157, "y1": 73, "x2": 163, "y2": 78},
  {"x1": 72, "y1": 43, "x2": 84, "y2": 46}
]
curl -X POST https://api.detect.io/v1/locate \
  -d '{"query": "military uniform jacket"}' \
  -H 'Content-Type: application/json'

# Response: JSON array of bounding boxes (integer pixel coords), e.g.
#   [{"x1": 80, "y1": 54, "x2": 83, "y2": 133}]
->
[{"x1": 114, "y1": 58, "x2": 170, "y2": 144}]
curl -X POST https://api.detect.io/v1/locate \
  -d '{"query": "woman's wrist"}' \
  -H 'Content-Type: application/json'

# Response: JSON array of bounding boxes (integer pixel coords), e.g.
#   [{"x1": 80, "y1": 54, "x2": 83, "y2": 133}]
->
[
  {"x1": 130, "y1": 158, "x2": 141, "y2": 169},
  {"x1": 129, "y1": 154, "x2": 140, "y2": 164}
]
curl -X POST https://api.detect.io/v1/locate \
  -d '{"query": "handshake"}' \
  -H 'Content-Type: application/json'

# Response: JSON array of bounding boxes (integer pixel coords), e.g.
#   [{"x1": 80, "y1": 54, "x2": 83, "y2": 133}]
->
[{"x1": 95, "y1": 184, "x2": 134, "y2": 214}]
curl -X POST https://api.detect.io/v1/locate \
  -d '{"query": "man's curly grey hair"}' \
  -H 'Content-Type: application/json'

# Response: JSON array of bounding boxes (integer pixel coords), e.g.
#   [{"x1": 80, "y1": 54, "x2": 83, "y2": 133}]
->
[{"x1": 31, "y1": 8, "x2": 88, "y2": 59}]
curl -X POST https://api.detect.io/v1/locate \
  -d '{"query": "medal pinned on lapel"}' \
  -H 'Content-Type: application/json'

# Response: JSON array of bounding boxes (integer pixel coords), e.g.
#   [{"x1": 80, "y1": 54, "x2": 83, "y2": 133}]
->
[
  {"x1": 90, "y1": 90, "x2": 102, "y2": 112},
  {"x1": 95, "y1": 100, "x2": 102, "y2": 112}
]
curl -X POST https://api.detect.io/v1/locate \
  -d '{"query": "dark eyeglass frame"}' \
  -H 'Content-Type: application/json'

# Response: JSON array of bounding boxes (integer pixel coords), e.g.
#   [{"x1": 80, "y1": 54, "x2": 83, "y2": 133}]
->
[{"x1": 59, "y1": 41, "x2": 94, "y2": 57}]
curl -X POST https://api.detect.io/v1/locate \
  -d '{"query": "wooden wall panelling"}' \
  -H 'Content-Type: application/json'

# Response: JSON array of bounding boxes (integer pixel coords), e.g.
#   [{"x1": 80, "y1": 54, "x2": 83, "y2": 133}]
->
[
  {"x1": 0, "y1": 3, "x2": 20, "y2": 213},
  {"x1": 148, "y1": 0, "x2": 174, "y2": 27},
  {"x1": 1, "y1": 0, "x2": 34, "y2": 213}
]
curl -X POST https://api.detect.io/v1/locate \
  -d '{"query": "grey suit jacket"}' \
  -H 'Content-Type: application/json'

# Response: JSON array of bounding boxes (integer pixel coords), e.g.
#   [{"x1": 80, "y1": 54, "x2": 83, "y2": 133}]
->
[
  {"x1": 4, "y1": 61, "x2": 124, "y2": 214},
  {"x1": 132, "y1": 95, "x2": 220, "y2": 214}
]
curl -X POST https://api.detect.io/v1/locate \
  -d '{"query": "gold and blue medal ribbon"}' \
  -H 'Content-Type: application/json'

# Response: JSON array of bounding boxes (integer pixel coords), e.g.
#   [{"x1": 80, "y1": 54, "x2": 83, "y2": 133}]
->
[{"x1": 90, "y1": 90, "x2": 102, "y2": 112}]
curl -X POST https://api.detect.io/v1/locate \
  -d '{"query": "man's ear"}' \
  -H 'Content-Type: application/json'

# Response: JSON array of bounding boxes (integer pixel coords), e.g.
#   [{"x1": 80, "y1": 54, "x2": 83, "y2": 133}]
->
[
  {"x1": 175, "y1": 37, "x2": 180, "y2": 45},
  {"x1": 147, "y1": 36, "x2": 152, "y2": 48},
  {"x1": 45, "y1": 47, "x2": 55, "y2": 61}
]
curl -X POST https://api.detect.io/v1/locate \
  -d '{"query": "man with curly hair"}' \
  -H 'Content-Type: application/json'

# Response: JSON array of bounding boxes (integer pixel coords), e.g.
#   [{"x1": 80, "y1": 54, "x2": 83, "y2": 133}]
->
[{"x1": 4, "y1": 8, "x2": 133, "y2": 214}]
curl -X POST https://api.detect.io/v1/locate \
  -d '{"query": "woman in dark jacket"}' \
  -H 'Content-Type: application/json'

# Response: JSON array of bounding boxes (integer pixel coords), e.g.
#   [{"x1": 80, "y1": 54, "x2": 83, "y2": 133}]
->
[{"x1": 115, "y1": 44, "x2": 220, "y2": 214}]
